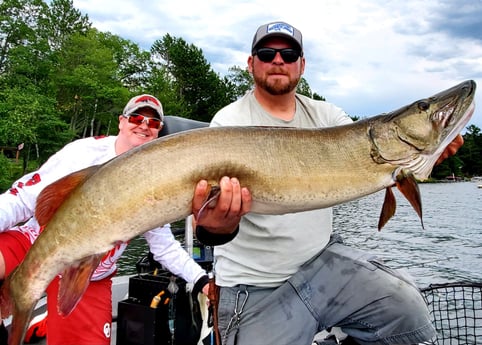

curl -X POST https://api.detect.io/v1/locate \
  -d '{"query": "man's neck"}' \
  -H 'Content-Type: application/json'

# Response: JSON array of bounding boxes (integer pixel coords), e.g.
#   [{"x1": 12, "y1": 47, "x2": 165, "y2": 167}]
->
[{"x1": 253, "y1": 88, "x2": 296, "y2": 121}]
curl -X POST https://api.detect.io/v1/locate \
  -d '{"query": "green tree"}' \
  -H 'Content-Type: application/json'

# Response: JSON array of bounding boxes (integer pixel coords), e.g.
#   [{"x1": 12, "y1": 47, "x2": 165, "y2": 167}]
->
[
  {"x1": 42, "y1": 0, "x2": 90, "y2": 51},
  {"x1": 0, "y1": 154, "x2": 14, "y2": 192},
  {"x1": 151, "y1": 34, "x2": 236, "y2": 121},
  {"x1": 226, "y1": 65, "x2": 252, "y2": 98},
  {"x1": 296, "y1": 78, "x2": 312, "y2": 97},
  {"x1": 0, "y1": 85, "x2": 73, "y2": 170},
  {"x1": 458, "y1": 125, "x2": 482, "y2": 176},
  {"x1": 53, "y1": 29, "x2": 128, "y2": 137},
  {"x1": 0, "y1": 0, "x2": 47, "y2": 75}
]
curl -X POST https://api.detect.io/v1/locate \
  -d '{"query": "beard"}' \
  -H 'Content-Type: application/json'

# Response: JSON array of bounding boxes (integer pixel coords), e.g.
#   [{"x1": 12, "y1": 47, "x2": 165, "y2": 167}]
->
[{"x1": 252, "y1": 67, "x2": 300, "y2": 95}]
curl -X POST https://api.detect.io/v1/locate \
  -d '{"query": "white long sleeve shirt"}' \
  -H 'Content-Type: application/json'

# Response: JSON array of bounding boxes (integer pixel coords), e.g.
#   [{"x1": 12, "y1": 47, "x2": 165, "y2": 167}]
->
[{"x1": 0, "y1": 135, "x2": 206, "y2": 283}]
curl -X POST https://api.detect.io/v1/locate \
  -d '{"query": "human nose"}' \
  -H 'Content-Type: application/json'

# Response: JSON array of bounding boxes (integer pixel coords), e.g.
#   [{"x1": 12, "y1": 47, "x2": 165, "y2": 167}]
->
[{"x1": 272, "y1": 51, "x2": 284, "y2": 63}]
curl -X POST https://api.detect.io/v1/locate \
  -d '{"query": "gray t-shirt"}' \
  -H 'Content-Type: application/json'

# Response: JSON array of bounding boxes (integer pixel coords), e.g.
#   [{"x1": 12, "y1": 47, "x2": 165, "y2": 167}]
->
[{"x1": 211, "y1": 90, "x2": 352, "y2": 287}]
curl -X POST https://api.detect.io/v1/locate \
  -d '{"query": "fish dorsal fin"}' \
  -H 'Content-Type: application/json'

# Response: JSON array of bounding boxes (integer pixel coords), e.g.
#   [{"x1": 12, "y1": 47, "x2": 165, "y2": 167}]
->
[
  {"x1": 35, "y1": 165, "x2": 101, "y2": 226},
  {"x1": 395, "y1": 171, "x2": 424, "y2": 229},
  {"x1": 57, "y1": 254, "x2": 104, "y2": 317},
  {"x1": 378, "y1": 187, "x2": 396, "y2": 231}
]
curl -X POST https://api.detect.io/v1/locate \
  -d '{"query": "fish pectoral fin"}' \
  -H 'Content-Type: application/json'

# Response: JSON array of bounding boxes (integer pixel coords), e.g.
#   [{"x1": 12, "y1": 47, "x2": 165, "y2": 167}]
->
[
  {"x1": 57, "y1": 254, "x2": 103, "y2": 317},
  {"x1": 196, "y1": 185, "x2": 221, "y2": 221},
  {"x1": 35, "y1": 165, "x2": 102, "y2": 227},
  {"x1": 395, "y1": 171, "x2": 424, "y2": 229},
  {"x1": 378, "y1": 187, "x2": 396, "y2": 231}
]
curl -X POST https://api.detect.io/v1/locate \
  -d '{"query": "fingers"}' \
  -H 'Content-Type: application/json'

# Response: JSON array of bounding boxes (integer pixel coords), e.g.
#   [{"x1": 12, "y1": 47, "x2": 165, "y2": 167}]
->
[
  {"x1": 217, "y1": 177, "x2": 242, "y2": 217},
  {"x1": 192, "y1": 179, "x2": 209, "y2": 213},
  {"x1": 435, "y1": 134, "x2": 464, "y2": 165},
  {"x1": 192, "y1": 176, "x2": 252, "y2": 233}
]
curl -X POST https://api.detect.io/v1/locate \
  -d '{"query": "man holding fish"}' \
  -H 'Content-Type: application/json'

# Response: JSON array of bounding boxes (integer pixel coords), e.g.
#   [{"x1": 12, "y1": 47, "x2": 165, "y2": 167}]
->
[
  {"x1": 192, "y1": 21, "x2": 466, "y2": 345},
  {"x1": 0, "y1": 95, "x2": 209, "y2": 344}
]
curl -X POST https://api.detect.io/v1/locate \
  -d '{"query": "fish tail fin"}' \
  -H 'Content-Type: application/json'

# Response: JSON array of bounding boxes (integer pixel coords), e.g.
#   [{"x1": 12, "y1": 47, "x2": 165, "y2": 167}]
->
[
  {"x1": 1, "y1": 277, "x2": 36, "y2": 345},
  {"x1": 0, "y1": 278, "x2": 13, "y2": 320},
  {"x1": 57, "y1": 254, "x2": 104, "y2": 316},
  {"x1": 9, "y1": 306, "x2": 35, "y2": 345},
  {"x1": 35, "y1": 165, "x2": 101, "y2": 227}
]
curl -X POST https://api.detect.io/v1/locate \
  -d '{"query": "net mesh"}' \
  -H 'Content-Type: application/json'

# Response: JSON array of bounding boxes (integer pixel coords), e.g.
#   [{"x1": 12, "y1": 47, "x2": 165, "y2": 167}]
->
[{"x1": 420, "y1": 282, "x2": 482, "y2": 345}]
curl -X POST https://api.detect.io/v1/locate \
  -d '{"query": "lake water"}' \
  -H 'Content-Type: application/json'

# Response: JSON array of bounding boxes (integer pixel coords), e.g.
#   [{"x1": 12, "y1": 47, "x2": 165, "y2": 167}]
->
[{"x1": 118, "y1": 181, "x2": 482, "y2": 289}]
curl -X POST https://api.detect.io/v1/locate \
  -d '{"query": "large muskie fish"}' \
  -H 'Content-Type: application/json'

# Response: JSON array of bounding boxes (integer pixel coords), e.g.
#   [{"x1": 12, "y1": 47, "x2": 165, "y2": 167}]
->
[{"x1": 0, "y1": 80, "x2": 476, "y2": 344}]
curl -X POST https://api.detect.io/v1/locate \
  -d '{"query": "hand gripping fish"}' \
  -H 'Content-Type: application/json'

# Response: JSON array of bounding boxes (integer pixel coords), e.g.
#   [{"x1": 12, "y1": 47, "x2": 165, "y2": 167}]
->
[{"x1": 0, "y1": 80, "x2": 476, "y2": 344}]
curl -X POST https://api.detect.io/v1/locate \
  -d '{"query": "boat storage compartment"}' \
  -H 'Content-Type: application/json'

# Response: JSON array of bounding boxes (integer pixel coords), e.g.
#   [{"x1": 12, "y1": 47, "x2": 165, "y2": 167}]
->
[
  {"x1": 117, "y1": 274, "x2": 174, "y2": 345},
  {"x1": 117, "y1": 271, "x2": 206, "y2": 345}
]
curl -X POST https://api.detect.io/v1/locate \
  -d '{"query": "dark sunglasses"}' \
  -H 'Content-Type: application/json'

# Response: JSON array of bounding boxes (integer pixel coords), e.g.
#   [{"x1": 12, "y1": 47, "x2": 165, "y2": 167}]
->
[
  {"x1": 123, "y1": 113, "x2": 163, "y2": 130},
  {"x1": 253, "y1": 48, "x2": 302, "y2": 63}
]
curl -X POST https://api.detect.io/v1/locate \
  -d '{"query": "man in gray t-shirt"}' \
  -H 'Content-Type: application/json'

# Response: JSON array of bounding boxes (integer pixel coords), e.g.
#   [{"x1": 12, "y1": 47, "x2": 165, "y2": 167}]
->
[{"x1": 192, "y1": 21, "x2": 462, "y2": 345}]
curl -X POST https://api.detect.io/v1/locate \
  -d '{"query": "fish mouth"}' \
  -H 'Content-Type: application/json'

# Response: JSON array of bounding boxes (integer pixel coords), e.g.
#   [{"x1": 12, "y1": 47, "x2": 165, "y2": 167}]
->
[
  {"x1": 431, "y1": 81, "x2": 476, "y2": 159},
  {"x1": 432, "y1": 80, "x2": 476, "y2": 132},
  {"x1": 414, "y1": 81, "x2": 476, "y2": 178}
]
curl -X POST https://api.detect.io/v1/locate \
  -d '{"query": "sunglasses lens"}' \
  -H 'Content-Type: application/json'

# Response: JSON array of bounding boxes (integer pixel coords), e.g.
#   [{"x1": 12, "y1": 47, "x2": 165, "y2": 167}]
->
[
  {"x1": 256, "y1": 48, "x2": 276, "y2": 62},
  {"x1": 280, "y1": 49, "x2": 300, "y2": 63},
  {"x1": 127, "y1": 114, "x2": 162, "y2": 129},
  {"x1": 147, "y1": 118, "x2": 162, "y2": 129},
  {"x1": 255, "y1": 48, "x2": 300, "y2": 63},
  {"x1": 127, "y1": 114, "x2": 144, "y2": 125}
]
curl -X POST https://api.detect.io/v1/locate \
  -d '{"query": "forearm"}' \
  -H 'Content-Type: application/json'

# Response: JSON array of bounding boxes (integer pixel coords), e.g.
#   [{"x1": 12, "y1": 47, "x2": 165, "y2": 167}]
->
[
  {"x1": 0, "y1": 190, "x2": 34, "y2": 231},
  {"x1": 144, "y1": 225, "x2": 207, "y2": 283}
]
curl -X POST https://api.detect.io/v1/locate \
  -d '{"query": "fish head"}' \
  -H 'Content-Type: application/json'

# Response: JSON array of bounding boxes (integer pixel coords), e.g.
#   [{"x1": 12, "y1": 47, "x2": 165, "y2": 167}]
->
[{"x1": 369, "y1": 80, "x2": 476, "y2": 180}]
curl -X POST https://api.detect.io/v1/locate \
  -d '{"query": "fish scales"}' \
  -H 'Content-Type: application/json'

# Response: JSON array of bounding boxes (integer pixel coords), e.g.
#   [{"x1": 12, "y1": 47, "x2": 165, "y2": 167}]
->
[{"x1": 0, "y1": 80, "x2": 476, "y2": 345}]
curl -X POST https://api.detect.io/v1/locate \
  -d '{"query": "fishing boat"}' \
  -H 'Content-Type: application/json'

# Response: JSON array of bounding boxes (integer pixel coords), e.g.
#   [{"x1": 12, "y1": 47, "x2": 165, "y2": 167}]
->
[{"x1": 4, "y1": 116, "x2": 481, "y2": 345}]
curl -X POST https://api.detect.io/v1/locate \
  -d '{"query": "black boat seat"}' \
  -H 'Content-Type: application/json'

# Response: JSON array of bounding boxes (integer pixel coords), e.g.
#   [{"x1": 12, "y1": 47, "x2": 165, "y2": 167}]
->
[{"x1": 159, "y1": 115, "x2": 209, "y2": 137}]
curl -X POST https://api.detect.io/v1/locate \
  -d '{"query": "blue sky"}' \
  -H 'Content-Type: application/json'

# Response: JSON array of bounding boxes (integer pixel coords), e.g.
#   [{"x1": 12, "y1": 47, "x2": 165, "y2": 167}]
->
[{"x1": 72, "y1": 0, "x2": 482, "y2": 129}]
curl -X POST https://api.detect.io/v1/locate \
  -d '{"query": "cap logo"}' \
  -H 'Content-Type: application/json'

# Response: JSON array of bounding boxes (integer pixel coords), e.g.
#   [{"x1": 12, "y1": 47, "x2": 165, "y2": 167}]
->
[
  {"x1": 135, "y1": 95, "x2": 160, "y2": 106},
  {"x1": 266, "y1": 22, "x2": 294, "y2": 37}
]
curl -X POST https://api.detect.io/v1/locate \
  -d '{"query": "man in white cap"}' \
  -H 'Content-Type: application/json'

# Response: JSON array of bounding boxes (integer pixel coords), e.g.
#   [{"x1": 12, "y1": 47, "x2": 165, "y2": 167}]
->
[
  {"x1": 0, "y1": 94, "x2": 209, "y2": 345},
  {"x1": 192, "y1": 21, "x2": 463, "y2": 345}
]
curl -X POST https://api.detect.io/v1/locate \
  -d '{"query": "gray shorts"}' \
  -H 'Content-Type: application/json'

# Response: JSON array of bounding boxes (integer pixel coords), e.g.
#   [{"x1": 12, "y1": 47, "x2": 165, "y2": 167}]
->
[{"x1": 216, "y1": 235, "x2": 436, "y2": 345}]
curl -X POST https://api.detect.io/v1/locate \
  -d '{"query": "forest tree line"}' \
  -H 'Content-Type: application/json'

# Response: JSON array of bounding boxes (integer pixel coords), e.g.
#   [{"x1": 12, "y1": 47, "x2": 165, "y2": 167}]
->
[{"x1": 1, "y1": 0, "x2": 481, "y2": 192}]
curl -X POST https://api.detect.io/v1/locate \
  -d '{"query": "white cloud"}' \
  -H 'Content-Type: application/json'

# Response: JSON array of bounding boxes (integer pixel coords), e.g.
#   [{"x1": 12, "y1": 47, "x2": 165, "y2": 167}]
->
[{"x1": 73, "y1": 0, "x2": 482, "y2": 128}]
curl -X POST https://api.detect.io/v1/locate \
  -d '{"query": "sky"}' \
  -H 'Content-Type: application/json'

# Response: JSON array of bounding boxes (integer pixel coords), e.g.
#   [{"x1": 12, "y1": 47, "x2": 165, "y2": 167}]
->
[{"x1": 72, "y1": 0, "x2": 482, "y2": 129}]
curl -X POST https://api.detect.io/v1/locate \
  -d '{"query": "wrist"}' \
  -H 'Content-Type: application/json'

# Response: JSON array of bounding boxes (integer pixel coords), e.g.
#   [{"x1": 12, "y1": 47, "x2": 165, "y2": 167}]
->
[
  {"x1": 192, "y1": 274, "x2": 210, "y2": 297},
  {"x1": 195, "y1": 225, "x2": 239, "y2": 246}
]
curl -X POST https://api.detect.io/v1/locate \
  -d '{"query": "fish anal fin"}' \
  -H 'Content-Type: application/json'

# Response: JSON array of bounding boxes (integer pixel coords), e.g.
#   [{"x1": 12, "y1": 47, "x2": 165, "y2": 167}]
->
[
  {"x1": 396, "y1": 171, "x2": 424, "y2": 229},
  {"x1": 378, "y1": 187, "x2": 396, "y2": 231},
  {"x1": 57, "y1": 254, "x2": 104, "y2": 317},
  {"x1": 35, "y1": 165, "x2": 101, "y2": 226}
]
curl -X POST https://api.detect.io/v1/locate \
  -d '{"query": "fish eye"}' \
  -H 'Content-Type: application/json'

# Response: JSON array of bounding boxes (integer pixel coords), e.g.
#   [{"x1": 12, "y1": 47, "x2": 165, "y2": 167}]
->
[{"x1": 418, "y1": 101, "x2": 430, "y2": 111}]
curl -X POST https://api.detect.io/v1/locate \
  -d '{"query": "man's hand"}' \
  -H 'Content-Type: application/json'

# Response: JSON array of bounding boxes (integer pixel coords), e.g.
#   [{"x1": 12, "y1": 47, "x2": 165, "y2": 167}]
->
[
  {"x1": 435, "y1": 134, "x2": 464, "y2": 165},
  {"x1": 192, "y1": 176, "x2": 252, "y2": 235}
]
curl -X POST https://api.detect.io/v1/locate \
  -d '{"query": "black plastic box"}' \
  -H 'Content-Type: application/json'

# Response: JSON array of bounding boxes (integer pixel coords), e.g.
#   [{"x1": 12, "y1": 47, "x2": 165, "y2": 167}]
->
[
  {"x1": 128, "y1": 273, "x2": 176, "y2": 306},
  {"x1": 117, "y1": 274, "x2": 174, "y2": 345},
  {"x1": 117, "y1": 299, "x2": 172, "y2": 345}
]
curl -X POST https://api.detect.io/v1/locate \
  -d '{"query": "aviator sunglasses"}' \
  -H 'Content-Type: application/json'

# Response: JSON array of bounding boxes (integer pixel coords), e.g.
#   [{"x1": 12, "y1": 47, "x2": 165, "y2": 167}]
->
[
  {"x1": 123, "y1": 113, "x2": 163, "y2": 130},
  {"x1": 253, "y1": 48, "x2": 302, "y2": 63}
]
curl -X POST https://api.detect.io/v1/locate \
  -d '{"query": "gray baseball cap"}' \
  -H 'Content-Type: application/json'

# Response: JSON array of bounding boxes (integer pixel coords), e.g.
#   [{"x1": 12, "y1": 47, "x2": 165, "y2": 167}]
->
[{"x1": 251, "y1": 21, "x2": 303, "y2": 54}]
